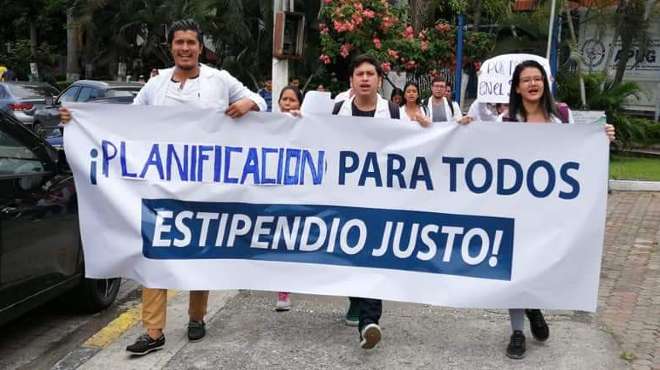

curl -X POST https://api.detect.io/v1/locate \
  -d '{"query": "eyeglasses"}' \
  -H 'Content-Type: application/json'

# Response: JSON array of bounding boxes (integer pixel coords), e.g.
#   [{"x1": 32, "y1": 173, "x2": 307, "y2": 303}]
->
[{"x1": 520, "y1": 76, "x2": 544, "y2": 85}]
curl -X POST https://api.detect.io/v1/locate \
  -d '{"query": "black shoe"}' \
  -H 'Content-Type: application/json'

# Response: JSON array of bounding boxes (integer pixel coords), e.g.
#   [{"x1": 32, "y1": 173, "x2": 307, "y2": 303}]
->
[
  {"x1": 188, "y1": 320, "x2": 206, "y2": 341},
  {"x1": 359, "y1": 323, "x2": 382, "y2": 350},
  {"x1": 126, "y1": 333, "x2": 165, "y2": 355},
  {"x1": 506, "y1": 330, "x2": 526, "y2": 359},
  {"x1": 525, "y1": 309, "x2": 549, "y2": 342}
]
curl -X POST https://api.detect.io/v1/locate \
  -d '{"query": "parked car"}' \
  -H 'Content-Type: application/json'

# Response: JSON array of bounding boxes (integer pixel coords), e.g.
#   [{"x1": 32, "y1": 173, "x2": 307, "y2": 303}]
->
[
  {"x1": 33, "y1": 80, "x2": 142, "y2": 137},
  {"x1": 0, "y1": 109, "x2": 120, "y2": 326},
  {"x1": 0, "y1": 81, "x2": 59, "y2": 127},
  {"x1": 45, "y1": 95, "x2": 136, "y2": 149}
]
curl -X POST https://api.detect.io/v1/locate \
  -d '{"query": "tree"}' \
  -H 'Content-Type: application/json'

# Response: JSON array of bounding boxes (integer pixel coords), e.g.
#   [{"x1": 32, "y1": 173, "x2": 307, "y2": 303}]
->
[
  {"x1": 318, "y1": 0, "x2": 493, "y2": 78},
  {"x1": 597, "y1": 0, "x2": 657, "y2": 85}
]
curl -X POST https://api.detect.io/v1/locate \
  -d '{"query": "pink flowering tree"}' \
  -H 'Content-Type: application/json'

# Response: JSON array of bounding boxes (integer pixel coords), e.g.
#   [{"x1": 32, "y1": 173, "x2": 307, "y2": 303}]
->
[{"x1": 318, "y1": 0, "x2": 493, "y2": 77}]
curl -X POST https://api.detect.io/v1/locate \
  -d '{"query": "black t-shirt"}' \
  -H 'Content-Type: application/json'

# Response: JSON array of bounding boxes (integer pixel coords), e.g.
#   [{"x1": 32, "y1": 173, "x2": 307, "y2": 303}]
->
[{"x1": 351, "y1": 101, "x2": 376, "y2": 117}]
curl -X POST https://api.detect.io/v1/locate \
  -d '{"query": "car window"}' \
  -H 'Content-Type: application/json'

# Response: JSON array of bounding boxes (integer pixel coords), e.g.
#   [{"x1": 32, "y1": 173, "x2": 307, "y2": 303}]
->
[
  {"x1": 77, "y1": 87, "x2": 98, "y2": 102},
  {"x1": 105, "y1": 88, "x2": 140, "y2": 97},
  {"x1": 0, "y1": 86, "x2": 7, "y2": 99},
  {"x1": 0, "y1": 129, "x2": 45, "y2": 176},
  {"x1": 7, "y1": 84, "x2": 59, "y2": 98},
  {"x1": 58, "y1": 86, "x2": 81, "y2": 103}
]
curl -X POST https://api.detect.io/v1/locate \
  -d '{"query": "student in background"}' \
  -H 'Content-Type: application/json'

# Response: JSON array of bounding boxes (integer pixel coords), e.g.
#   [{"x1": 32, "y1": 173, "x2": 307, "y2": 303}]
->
[
  {"x1": 399, "y1": 82, "x2": 431, "y2": 127},
  {"x1": 390, "y1": 87, "x2": 403, "y2": 106},
  {"x1": 426, "y1": 77, "x2": 462, "y2": 122},
  {"x1": 273, "y1": 85, "x2": 303, "y2": 312},
  {"x1": 444, "y1": 82, "x2": 462, "y2": 119}
]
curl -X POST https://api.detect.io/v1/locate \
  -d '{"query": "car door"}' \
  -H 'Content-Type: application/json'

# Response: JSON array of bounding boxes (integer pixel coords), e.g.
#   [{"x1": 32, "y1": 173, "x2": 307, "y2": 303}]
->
[
  {"x1": 0, "y1": 112, "x2": 80, "y2": 309},
  {"x1": 35, "y1": 85, "x2": 81, "y2": 130},
  {"x1": 0, "y1": 85, "x2": 10, "y2": 112}
]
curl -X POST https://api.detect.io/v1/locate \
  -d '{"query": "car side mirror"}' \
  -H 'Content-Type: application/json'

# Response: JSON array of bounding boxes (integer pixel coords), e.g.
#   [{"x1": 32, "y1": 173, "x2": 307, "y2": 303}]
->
[{"x1": 45, "y1": 96, "x2": 54, "y2": 106}]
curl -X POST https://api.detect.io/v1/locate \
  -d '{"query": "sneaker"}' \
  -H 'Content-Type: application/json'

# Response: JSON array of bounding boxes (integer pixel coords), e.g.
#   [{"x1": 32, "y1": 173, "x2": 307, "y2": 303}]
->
[
  {"x1": 187, "y1": 320, "x2": 206, "y2": 342},
  {"x1": 275, "y1": 292, "x2": 291, "y2": 312},
  {"x1": 345, "y1": 300, "x2": 359, "y2": 326},
  {"x1": 506, "y1": 330, "x2": 526, "y2": 359},
  {"x1": 126, "y1": 333, "x2": 165, "y2": 355},
  {"x1": 525, "y1": 309, "x2": 549, "y2": 342},
  {"x1": 359, "y1": 323, "x2": 382, "y2": 350}
]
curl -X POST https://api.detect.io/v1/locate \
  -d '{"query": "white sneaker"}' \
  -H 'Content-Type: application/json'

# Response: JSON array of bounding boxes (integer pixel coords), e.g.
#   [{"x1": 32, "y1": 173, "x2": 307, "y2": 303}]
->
[
  {"x1": 360, "y1": 323, "x2": 381, "y2": 349},
  {"x1": 275, "y1": 292, "x2": 290, "y2": 312}
]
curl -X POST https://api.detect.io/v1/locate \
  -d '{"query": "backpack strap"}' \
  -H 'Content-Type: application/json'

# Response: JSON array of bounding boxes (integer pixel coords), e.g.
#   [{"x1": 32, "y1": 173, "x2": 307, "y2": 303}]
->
[
  {"x1": 388, "y1": 102, "x2": 400, "y2": 119},
  {"x1": 332, "y1": 100, "x2": 344, "y2": 115},
  {"x1": 447, "y1": 99, "x2": 455, "y2": 117},
  {"x1": 556, "y1": 102, "x2": 570, "y2": 123}
]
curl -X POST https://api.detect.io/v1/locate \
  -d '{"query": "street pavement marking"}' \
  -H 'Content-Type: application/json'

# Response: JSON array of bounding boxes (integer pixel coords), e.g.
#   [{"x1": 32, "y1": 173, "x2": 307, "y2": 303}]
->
[
  {"x1": 78, "y1": 290, "x2": 237, "y2": 370},
  {"x1": 83, "y1": 290, "x2": 178, "y2": 349}
]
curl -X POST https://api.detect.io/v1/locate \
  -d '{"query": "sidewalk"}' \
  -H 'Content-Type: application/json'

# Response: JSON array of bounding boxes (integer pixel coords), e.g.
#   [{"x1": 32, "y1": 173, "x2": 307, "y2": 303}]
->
[{"x1": 59, "y1": 191, "x2": 659, "y2": 369}]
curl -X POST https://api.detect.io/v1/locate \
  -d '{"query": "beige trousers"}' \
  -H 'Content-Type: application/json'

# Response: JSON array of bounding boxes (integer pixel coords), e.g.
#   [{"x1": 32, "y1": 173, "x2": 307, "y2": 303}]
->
[{"x1": 142, "y1": 288, "x2": 209, "y2": 330}]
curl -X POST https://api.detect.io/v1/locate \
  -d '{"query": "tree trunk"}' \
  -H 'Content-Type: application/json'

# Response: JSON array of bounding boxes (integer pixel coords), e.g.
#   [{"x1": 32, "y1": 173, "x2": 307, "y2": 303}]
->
[
  {"x1": 409, "y1": 0, "x2": 430, "y2": 30},
  {"x1": 613, "y1": 0, "x2": 645, "y2": 84},
  {"x1": 473, "y1": 0, "x2": 482, "y2": 27},
  {"x1": 66, "y1": 8, "x2": 81, "y2": 81},
  {"x1": 564, "y1": 5, "x2": 587, "y2": 108},
  {"x1": 613, "y1": 30, "x2": 633, "y2": 84},
  {"x1": 29, "y1": 22, "x2": 38, "y2": 57},
  {"x1": 601, "y1": 0, "x2": 626, "y2": 80}
]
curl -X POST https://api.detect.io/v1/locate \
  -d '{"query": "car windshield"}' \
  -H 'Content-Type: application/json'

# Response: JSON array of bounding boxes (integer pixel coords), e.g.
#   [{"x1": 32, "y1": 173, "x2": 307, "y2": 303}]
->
[
  {"x1": 105, "y1": 88, "x2": 140, "y2": 97},
  {"x1": 7, "y1": 84, "x2": 59, "y2": 98}
]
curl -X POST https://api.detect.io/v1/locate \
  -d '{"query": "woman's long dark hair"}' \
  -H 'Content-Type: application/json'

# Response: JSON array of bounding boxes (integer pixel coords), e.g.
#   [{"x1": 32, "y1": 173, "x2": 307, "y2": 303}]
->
[
  {"x1": 507, "y1": 60, "x2": 558, "y2": 122},
  {"x1": 402, "y1": 82, "x2": 422, "y2": 107}
]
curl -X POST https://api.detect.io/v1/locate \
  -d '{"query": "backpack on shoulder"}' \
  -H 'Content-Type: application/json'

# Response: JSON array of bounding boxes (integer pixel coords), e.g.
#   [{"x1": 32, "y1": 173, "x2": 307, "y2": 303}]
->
[{"x1": 332, "y1": 100, "x2": 400, "y2": 119}]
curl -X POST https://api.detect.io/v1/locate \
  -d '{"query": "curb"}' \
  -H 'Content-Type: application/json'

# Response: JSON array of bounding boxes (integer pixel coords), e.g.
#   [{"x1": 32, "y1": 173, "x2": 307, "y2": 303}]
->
[{"x1": 609, "y1": 180, "x2": 660, "y2": 191}]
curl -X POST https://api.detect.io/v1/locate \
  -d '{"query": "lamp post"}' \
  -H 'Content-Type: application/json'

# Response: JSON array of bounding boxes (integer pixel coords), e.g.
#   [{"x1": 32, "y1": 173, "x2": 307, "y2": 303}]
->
[
  {"x1": 454, "y1": 14, "x2": 465, "y2": 105},
  {"x1": 272, "y1": 0, "x2": 294, "y2": 111}
]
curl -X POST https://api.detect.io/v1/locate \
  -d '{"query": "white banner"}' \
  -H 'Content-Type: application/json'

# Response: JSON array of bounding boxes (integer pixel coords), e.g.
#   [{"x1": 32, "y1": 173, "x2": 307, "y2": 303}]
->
[
  {"x1": 64, "y1": 103, "x2": 609, "y2": 311},
  {"x1": 477, "y1": 54, "x2": 552, "y2": 104}
]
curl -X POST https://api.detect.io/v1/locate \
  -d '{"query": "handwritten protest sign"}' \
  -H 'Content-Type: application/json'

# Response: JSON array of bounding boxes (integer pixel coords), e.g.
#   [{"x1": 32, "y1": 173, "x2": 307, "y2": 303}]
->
[{"x1": 478, "y1": 54, "x2": 552, "y2": 104}]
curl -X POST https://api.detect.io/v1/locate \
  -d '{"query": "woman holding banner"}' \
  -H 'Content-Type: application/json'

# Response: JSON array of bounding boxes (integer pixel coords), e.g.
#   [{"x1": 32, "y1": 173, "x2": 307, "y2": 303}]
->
[
  {"x1": 399, "y1": 82, "x2": 431, "y2": 127},
  {"x1": 499, "y1": 60, "x2": 615, "y2": 359},
  {"x1": 273, "y1": 84, "x2": 303, "y2": 312}
]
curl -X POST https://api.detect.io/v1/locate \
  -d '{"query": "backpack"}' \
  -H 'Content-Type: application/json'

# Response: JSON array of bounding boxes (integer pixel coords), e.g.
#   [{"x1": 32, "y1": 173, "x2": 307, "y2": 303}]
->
[{"x1": 332, "y1": 100, "x2": 400, "y2": 119}]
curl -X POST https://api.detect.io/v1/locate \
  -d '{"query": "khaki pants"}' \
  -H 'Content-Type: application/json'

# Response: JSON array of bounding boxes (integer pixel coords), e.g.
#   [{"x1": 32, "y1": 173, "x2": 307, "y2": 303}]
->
[{"x1": 142, "y1": 288, "x2": 209, "y2": 330}]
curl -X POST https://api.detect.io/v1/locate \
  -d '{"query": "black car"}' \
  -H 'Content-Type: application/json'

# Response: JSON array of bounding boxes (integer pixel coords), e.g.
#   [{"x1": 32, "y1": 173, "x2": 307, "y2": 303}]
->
[
  {"x1": 33, "y1": 80, "x2": 143, "y2": 137},
  {"x1": 0, "y1": 109, "x2": 120, "y2": 326}
]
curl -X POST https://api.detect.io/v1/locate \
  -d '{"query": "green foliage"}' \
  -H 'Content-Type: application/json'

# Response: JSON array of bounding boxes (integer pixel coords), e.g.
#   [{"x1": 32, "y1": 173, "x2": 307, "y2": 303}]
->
[
  {"x1": 610, "y1": 155, "x2": 660, "y2": 181},
  {"x1": 556, "y1": 70, "x2": 658, "y2": 147},
  {"x1": 0, "y1": 40, "x2": 58, "y2": 80},
  {"x1": 318, "y1": 0, "x2": 494, "y2": 76}
]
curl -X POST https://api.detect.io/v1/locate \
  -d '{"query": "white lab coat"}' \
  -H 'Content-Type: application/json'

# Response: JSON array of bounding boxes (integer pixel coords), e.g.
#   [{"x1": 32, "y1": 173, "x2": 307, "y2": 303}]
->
[
  {"x1": 335, "y1": 95, "x2": 392, "y2": 118},
  {"x1": 466, "y1": 101, "x2": 499, "y2": 122},
  {"x1": 133, "y1": 64, "x2": 266, "y2": 111}
]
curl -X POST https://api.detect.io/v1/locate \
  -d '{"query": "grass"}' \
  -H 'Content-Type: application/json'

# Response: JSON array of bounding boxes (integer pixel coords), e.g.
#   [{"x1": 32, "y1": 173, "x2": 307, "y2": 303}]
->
[{"x1": 609, "y1": 154, "x2": 660, "y2": 181}]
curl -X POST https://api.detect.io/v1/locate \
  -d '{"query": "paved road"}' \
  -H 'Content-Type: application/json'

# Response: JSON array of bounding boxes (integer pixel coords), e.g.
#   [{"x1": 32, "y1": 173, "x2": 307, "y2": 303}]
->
[
  {"x1": 0, "y1": 280, "x2": 139, "y2": 370},
  {"x1": 1, "y1": 191, "x2": 658, "y2": 369}
]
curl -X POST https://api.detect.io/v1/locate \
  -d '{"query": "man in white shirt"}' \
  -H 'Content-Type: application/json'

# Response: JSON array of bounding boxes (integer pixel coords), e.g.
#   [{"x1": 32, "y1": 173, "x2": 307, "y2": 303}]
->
[
  {"x1": 60, "y1": 19, "x2": 266, "y2": 356},
  {"x1": 426, "y1": 77, "x2": 462, "y2": 122}
]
